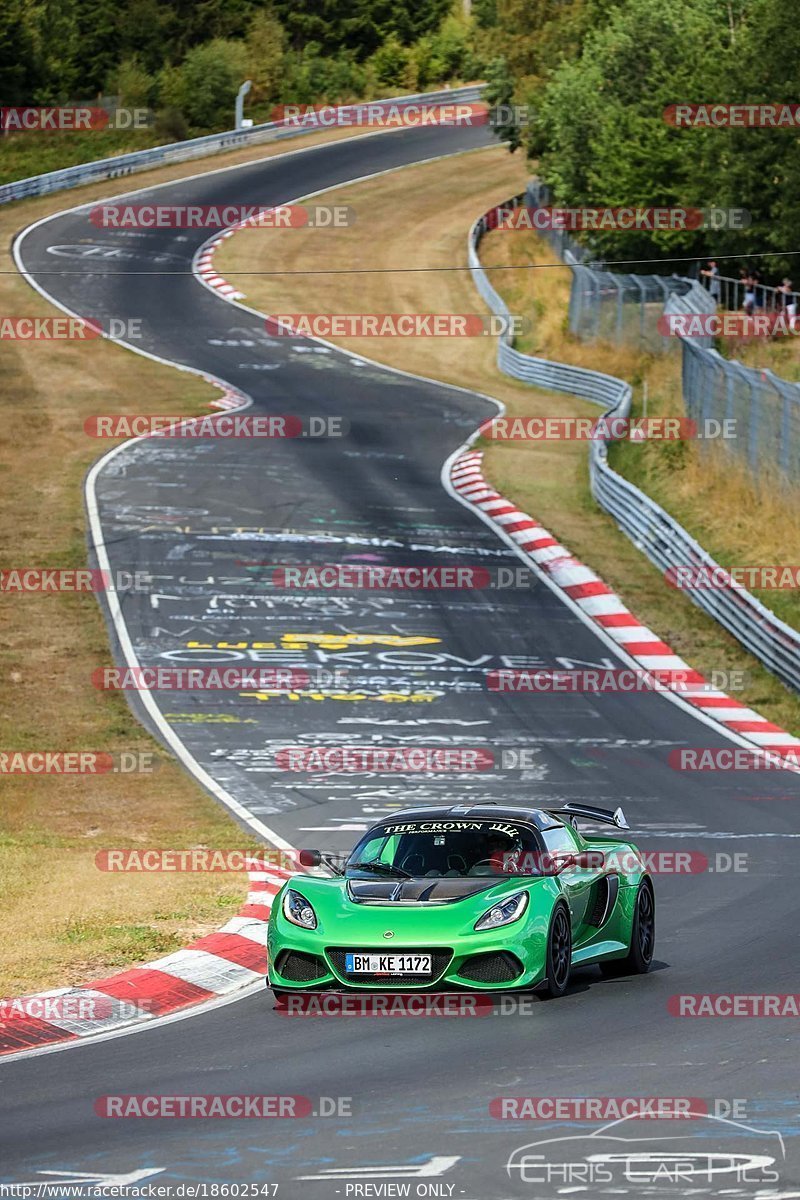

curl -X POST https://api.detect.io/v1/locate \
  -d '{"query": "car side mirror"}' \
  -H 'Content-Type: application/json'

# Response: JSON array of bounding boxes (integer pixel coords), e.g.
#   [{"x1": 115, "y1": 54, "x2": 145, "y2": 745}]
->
[
  {"x1": 298, "y1": 849, "x2": 322, "y2": 867},
  {"x1": 574, "y1": 850, "x2": 605, "y2": 870},
  {"x1": 544, "y1": 850, "x2": 605, "y2": 874},
  {"x1": 542, "y1": 853, "x2": 574, "y2": 875}
]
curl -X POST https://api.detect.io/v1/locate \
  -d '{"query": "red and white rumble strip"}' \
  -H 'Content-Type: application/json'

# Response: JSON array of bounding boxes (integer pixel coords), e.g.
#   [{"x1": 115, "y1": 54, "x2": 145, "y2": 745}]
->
[
  {"x1": 195, "y1": 226, "x2": 245, "y2": 300},
  {"x1": 449, "y1": 450, "x2": 800, "y2": 762},
  {"x1": 0, "y1": 861, "x2": 292, "y2": 1056}
]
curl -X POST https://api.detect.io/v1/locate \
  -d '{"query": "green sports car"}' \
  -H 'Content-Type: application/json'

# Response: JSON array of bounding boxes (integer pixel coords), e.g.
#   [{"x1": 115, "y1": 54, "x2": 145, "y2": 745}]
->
[{"x1": 267, "y1": 803, "x2": 655, "y2": 999}]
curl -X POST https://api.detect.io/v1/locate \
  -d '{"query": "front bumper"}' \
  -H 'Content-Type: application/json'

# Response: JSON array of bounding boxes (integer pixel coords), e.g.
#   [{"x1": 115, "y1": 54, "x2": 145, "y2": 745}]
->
[{"x1": 267, "y1": 925, "x2": 549, "y2": 992}]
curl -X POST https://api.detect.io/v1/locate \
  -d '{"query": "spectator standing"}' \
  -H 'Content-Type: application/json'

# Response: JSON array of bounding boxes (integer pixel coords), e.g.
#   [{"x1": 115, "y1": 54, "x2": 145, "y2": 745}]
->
[
  {"x1": 780, "y1": 279, "x2": 799, "y2": 330},
  {"x1": 776, "y1": 278, "x2": 792, "y2": 311},
  {"x1": 700, "y1": 259, "x2": 721, "y2": 304}
]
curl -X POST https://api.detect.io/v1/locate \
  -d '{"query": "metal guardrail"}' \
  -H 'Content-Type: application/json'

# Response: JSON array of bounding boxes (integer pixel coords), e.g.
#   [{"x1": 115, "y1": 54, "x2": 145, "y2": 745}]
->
[
  {"x1": 469, "y1": 195, "x2": 800, "y2": 693},
  {"x1": 0, "y1": 86, "x2": 483, "y2": 207}
]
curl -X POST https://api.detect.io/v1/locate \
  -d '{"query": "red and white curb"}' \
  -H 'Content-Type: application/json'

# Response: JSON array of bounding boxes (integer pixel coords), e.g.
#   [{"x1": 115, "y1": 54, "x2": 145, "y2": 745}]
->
[
  {"x1": 208, "y1": 389, "x2": 247, "y2": 411},
  {"x1": 450, "y1": 450, "x2": 800, "y2": 761},
  {"x1": 195, "y1": 225, "x2": 247, "y2": 300},
  {"x1": 0, "y1": 863, "x2": 293, "y2": 1056}
]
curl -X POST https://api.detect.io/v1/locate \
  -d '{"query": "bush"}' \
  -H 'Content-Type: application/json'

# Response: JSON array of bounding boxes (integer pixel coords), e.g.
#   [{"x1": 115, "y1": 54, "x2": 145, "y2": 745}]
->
[
  {"x1": 109, "y1": 57, "x2": 155, "y2": 108},
  {"x1": 280, "y1": 44, "x2": 368, "y2": 106},
  {"x1": 368, "y1": 35, "x2": 411, "y2": 88},
  {"x1": 427, "y1": 15, "x2": 474, "y2": 79},
  {"x1": 158, "y1": 38, "x2": 248, "y2": 131},
  {"x1": 153, "y1": 106, "x2": 189, "y2": 142}
]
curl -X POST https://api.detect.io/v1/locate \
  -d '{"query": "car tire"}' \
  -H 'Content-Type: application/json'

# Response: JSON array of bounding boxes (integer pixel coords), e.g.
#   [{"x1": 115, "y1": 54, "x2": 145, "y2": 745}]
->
[
  {"x1": 600, "y1": 878, "x2": 655, "y2": 977},
  {"x1": 540, "y1": 902, "x2": 572, "y2": 999}
]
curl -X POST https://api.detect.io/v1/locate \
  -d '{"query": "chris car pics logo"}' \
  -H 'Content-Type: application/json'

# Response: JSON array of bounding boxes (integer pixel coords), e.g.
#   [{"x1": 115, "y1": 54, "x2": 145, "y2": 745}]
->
[{"x1": 506, "y1": 1113, "x2": 785, "y2": 1190}]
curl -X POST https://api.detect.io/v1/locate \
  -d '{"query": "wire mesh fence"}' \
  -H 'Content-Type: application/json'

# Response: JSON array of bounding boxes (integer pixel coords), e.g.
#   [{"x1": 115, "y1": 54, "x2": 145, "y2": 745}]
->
[
  {"x1": 681, "y1": 339, "x2": 800, "y2": 482},
  {"x1": 521, "y1": 181, "x2": 699, "y2": 352},
  {"x1": 495, "y1": 182, "x2": 800, "y2": 487}
]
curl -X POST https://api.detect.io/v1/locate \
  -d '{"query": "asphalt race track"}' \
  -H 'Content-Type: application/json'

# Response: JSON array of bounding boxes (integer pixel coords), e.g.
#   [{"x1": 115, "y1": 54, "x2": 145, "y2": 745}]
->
[{"x1": 3, "y1": 121, "x2": 800, "y2": 1198}]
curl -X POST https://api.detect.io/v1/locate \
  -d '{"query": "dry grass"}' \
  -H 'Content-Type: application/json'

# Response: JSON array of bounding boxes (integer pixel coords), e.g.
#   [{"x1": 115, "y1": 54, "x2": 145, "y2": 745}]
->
[
  {"x1": 215, "y1": 144, "x2": 800, "y2": 733},
  {"x1": 0, "y1": 122, "x2": 371, "y2": 993},
  {"x1": 724, "y1": 329, "x2": 800, "y2": 381}
]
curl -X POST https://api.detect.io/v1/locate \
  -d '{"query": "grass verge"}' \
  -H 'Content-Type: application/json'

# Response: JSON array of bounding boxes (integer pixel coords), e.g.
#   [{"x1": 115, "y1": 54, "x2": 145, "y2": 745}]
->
[{"x1": 215, "y1": 142, "x2": 800, "y2": 734}]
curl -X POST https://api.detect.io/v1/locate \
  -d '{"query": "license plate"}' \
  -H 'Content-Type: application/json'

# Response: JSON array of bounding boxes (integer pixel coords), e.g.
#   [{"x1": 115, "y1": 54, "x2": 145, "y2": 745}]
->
[{"x1": 345, "y1": 952, "x2": 432, "y2": 975}]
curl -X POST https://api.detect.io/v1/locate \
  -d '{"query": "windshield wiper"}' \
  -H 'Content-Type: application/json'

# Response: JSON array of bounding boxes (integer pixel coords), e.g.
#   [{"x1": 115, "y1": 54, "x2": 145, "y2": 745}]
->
[{"x1": 348, "y1": 860, "x2": 412, "y2": 879}]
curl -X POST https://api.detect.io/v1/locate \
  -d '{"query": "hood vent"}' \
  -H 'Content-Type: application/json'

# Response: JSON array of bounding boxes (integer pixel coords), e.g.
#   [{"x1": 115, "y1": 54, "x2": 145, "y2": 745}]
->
[{"x1": 347, "y1": 878, "x2": 499, "y2": 904}]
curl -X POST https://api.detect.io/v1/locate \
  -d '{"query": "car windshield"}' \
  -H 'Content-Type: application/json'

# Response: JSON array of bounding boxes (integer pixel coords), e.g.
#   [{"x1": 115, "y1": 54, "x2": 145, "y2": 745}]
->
[{"x1": 346, "y1": 818, "x2": 545, "y2": 879}]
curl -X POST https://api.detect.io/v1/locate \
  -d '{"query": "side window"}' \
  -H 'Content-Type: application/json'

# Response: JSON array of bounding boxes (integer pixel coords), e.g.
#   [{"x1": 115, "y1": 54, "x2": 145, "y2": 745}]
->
[
  {"x1": 353, "y1": 834, "x2": 392, "y2": 863},
  {"x1": 378, "y1": 835, "x2": 399, "y2": 864},
  {"x1": 542, "y1": 825, "x2": 578, "y2": 857}
]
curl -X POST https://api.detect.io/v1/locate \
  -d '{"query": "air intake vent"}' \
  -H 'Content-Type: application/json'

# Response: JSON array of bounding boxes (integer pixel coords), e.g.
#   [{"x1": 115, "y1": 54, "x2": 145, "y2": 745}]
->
[
  {"x1": 275, "y1": 950, "x2": 328, "y2": 983},
  {"x1": 458, "y1": 951, "x2": 523, "y2": 984}
]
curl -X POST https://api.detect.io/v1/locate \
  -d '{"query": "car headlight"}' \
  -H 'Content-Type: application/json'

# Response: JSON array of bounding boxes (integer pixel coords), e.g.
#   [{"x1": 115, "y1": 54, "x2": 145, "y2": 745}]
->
[
  {"x1": 475, "y1": 890, "x2": 529, "y2": 931},
  {"x1": 282, "y1": 889, "x2": 317, "y2": 929}
]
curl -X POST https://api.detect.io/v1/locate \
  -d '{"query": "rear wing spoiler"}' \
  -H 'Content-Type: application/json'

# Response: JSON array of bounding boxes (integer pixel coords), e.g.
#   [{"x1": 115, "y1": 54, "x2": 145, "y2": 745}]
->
[{"x1": 546, "y1": 803, "x2": 629, "y2": 830}]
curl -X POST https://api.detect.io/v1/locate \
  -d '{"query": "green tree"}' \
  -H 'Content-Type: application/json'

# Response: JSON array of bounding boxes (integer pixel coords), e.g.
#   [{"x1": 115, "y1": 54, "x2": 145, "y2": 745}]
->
[
  {"x1": 536, "y1": 0, "x2": 734, "y2": 260},
  {"x1": 698, "y1": 0, "x2": 800, "y2": 275},
  {"x1": 116, "y1": 0, "x2": 175, "y2": 76},
  {"x1": 158, "y1": 37, "x2": 248, "y2": 129},
  {"x1": 74, "y1": 0, "x2": 119, "y2": 95},
  {"x1": 245, "y1": 9, "x2": 285, "y2": 103},
  {"x1": 273, "y1": 0, "x2": 450, "y2": 60},
  {"x1": 484, "y1": 56, "x2": 521, "y2": 151},
  {"x1": 0, "y1": 1, "x2": 44, "y2": 105}
]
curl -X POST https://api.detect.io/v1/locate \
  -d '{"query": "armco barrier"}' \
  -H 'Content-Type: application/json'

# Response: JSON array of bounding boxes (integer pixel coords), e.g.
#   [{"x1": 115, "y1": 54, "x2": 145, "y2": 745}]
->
[
  {"x1": 0, "y1": 86, "x2": 482, "y2": 207},
  {"x1": 469, "y1": 195, "x2": 800, "y2": 694}
]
